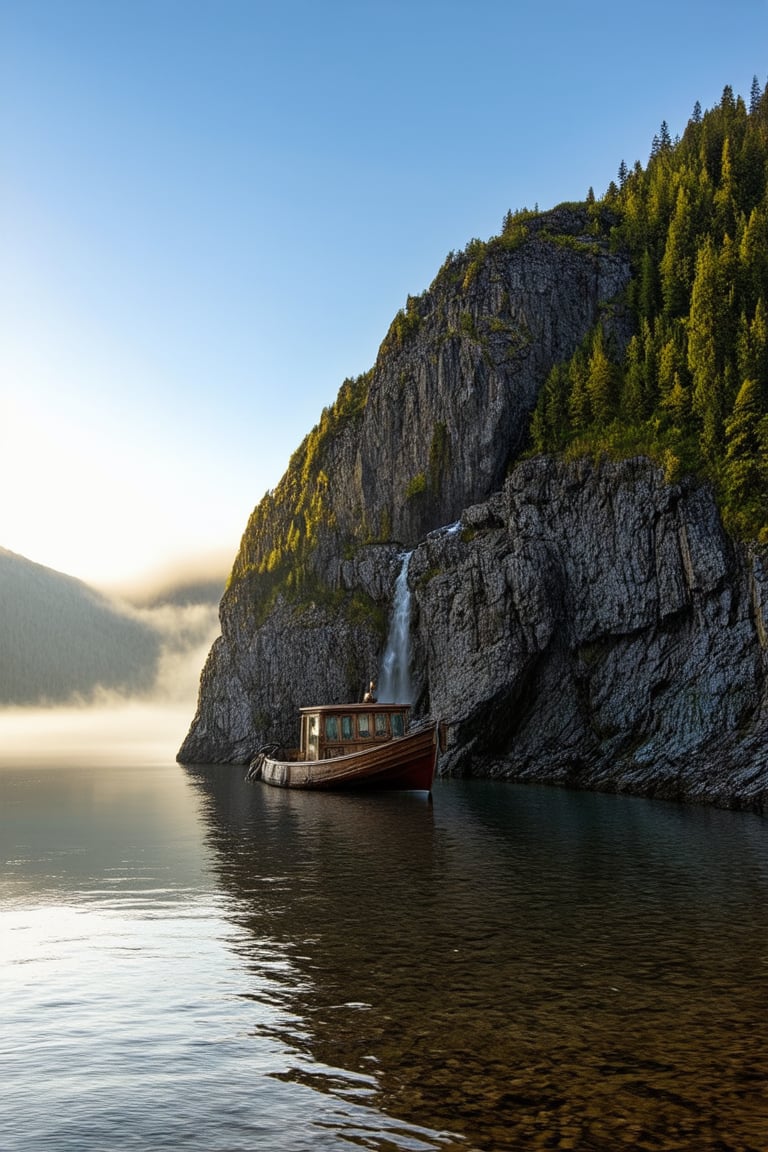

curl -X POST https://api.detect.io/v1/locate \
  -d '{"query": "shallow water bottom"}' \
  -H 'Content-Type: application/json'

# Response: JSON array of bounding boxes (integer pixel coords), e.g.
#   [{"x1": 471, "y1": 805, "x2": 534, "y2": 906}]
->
[{"x1": 1, "y1": 710, "x2": 767, "y2": 1150}]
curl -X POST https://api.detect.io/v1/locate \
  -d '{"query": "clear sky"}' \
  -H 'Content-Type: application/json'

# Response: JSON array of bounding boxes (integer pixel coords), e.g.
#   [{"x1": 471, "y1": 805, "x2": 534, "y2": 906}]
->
[{"x1": 2, "y1": 0, "x2": 766, "y2": 588}]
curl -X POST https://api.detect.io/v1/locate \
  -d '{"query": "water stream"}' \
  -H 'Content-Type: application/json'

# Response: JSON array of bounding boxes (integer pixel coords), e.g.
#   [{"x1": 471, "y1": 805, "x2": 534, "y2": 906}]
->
[{"x1": 377, "y1": 552, "x2": 413, "y2": 704}]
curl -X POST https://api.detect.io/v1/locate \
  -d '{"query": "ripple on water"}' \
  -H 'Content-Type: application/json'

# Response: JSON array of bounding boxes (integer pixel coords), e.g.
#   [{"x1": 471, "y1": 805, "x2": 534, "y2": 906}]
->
[{"x1": 2, "y1": 756, "x2": 768, "y2": 1150}]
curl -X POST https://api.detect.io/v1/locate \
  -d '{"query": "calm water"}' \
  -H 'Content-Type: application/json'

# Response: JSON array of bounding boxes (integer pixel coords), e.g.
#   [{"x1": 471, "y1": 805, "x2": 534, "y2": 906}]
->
[{"x1": 1, "y1": 708, "x2": 767, "y2": 1151}]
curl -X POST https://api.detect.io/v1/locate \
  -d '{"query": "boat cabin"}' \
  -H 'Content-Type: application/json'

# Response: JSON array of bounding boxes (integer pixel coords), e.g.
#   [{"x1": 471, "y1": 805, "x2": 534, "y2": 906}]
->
[{"x1": 299, "y1": 703, "x2": 410, "y2": 762}]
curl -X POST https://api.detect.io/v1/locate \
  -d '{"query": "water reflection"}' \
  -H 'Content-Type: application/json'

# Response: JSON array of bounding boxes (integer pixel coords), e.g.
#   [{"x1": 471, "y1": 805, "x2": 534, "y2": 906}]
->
[
  {"x1": 187, "y1": 767, "x2": 768, "y2": 1151},
  {"x1": 3, "y1": 702, "x2": 767, "y2": 1152},
  {"x1": 0, "y1": 724, "x2": 465, "y2": 1152}
]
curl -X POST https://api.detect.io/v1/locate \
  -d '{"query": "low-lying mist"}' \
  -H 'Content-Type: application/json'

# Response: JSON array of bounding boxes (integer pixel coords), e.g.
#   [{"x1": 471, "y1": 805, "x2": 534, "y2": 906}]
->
[
  {"x1": 120, "y1": 598, "x2": 220, "y2": 705},
  {"x1": 0, "y1": 602, "x2": 219, "y2": 767},
  {"x1": 0, "y1": 549, "x2": 225, "y2": 765}
]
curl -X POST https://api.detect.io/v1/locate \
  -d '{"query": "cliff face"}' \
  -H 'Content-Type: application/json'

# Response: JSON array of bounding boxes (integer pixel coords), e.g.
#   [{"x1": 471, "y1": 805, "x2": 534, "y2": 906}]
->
[
  {"x1": 178, "y1": 206, "x2": 768, "y2": 810},
  {"x1": 179, "y1": 545, "x2": 401, "y2": 763},
  {"x1": 227, "y1": 205, "x2": 632, "y2": 592},
  {"x1": 409, "y1": 457, "x2": 768, "y2": 810},
  {"x1": 349, "y1": 207, "x2": 632, "y2": 547}
]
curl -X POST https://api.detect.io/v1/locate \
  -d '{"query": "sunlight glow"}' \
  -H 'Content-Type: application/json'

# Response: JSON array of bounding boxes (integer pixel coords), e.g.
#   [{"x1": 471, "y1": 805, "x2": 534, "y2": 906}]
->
[{"x1": 0, "y1": 702, "x2": 195, "y2": 768}]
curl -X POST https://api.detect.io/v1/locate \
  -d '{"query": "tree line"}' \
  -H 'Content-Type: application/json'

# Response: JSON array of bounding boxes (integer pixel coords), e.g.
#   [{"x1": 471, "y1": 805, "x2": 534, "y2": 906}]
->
[{"x1": 530, "y1": 78, "x2": 768, "y2": 542}]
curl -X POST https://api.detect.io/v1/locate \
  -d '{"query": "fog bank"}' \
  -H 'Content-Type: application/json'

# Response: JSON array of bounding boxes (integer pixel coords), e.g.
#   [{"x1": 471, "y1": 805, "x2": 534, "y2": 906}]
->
[{"x1": 0, "y1": 546, "x2": 221, "y2": 708}]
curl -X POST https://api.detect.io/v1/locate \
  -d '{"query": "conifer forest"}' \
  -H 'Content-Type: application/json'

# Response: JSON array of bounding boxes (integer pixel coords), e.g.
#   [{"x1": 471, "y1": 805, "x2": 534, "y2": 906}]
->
[{"x1": 530, "y1": 79, "x2": 768, "y2": 542}]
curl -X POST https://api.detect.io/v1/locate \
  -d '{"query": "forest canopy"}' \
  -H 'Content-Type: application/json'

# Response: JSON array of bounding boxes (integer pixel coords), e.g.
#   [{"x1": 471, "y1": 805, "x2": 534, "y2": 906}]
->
[{"x1": 529, "y1": 78, "x2": 768, "y2": 542}]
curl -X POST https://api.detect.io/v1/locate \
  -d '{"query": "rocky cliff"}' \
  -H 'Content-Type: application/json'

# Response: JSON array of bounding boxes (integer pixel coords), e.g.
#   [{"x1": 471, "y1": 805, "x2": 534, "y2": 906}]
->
[
  {"x1": 410, "y1": 456, "x2": 768, "y2": 811},
  {"x1": 178, "y1": 205, "x2": 768, "y2": 811}
]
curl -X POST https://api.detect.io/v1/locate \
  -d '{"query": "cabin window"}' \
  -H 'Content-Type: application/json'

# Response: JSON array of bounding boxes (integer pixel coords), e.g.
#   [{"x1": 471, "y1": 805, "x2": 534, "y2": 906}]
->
[
  {"x1": 325, "y1": 715, "x2": 339, "y2": 741},
  {"x1": 375, "y1": 712, "x2": 388, "y2": 737},
  {"x1": 341, "y1": 715, "x2": 353, "y2": 740},
  {"x1": 308, "y1": 714, "x2": 319, "y2": 760},
  {"x1": 358, "y1": 714, "x2": 371, "y2": 738},
  {"x1": 391, "y1": 712, "x2": 404, "y2": 737}
]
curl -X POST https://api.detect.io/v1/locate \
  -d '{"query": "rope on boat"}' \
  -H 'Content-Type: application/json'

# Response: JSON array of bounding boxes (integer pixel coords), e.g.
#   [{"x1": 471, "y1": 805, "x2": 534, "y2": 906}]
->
[{"x1": 245, "y1": 742, "x2": 281, "y2": 783}]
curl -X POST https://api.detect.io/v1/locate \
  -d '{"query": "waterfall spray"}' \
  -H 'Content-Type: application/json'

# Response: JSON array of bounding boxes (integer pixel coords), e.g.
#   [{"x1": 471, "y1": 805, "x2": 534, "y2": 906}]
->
[{"x1": 378, "y1": 552, "x2": 413, "y2": 704}]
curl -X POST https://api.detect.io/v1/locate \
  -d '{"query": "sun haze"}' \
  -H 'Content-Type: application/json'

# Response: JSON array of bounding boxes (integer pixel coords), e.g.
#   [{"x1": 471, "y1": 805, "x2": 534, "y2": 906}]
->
[{"x1": 2, "y1": 0, "x2": 765, "y2": 585}]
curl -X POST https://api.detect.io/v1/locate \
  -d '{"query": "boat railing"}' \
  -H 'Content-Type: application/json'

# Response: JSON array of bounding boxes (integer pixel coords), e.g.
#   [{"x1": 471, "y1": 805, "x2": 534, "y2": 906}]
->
[{"x1": 406, "y1": 715, "x2": 447, "y2": 752}]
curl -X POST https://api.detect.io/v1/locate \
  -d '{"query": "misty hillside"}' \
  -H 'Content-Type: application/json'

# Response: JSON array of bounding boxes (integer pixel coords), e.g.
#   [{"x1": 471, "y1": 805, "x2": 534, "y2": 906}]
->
[
  {"x1": 125, "y1": 574, "x2": 226, "y2": 610},
  {"x1": 0, "y1": 548, "x2": 162, "y2": 704}
]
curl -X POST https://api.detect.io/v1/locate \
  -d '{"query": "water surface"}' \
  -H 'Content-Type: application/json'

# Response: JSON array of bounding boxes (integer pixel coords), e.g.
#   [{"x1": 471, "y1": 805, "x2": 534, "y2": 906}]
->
[{"x1": 1, "y1": 707, "x2": 767, "y2": 1150}]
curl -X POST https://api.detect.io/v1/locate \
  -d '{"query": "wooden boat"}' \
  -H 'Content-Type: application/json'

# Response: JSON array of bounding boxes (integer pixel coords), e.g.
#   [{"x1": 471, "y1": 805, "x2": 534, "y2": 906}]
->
[{"x1": 247, "y1": 702, "x2": 437, "y2": 792}]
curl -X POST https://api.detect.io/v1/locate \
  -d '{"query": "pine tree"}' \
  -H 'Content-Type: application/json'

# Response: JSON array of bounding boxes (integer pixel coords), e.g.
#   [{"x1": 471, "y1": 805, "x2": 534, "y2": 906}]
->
[
  {"x1": 723, "y1": 377, "x2": 766, "y2": 506},
  {"x1": 739, "y1": 206, "x2": 768, "y2": 309},
  {"x1": 529, "y1": 404, "x2": 547, "y2": 455},
  {"x1": 750, "y1": 75, "x2": 762, "y2": 115},
  {"x1": 658, "y1": 331, "x2": 685, "y2": 398},
  {"x1": 531, "y1": 364, "x2": 570, "y2": 452},
  {"x1": 746, "y1": 298, "x2": 768, "y2": 401},
  {"x1": 713, "y1": 136, "x2": 738, "y2": 237},
  {"x1": 586, "y1": 327, "x2": 615, "y2": 427},
  {"x1": 688, "y1": 237, "x2": 725, "y2": 459},
  {"x1": 660, "y1": 185, "x2": 693, "y2": 316},
  {"x1": 619, "y1": 333, "x2": 644, "y2": 423},
  {"x1": 567, "y1": 349, "x2": 591, "y2": 432},
  {"x1": 660, "y1": 373, "x2": 690, "y2": 430},
  {"x1": 718, "y1": 234, "x2": 740, "y2": 384},
  {"x1": 637, "y1": 249, "x2": 659, "y2": 319},
  {"x1": 544, "y1": 364, "x2": 570, "y2": 446}
]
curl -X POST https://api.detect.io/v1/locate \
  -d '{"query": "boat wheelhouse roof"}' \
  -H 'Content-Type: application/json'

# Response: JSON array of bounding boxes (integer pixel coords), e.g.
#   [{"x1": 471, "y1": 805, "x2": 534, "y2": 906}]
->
[{"x1": 299, "y1": 702, "x2": 410, "y2": 715}]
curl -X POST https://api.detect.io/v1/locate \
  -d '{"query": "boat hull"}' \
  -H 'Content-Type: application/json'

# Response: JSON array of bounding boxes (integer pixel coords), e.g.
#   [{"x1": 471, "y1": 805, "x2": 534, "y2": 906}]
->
[{"x1": 256, "y1": 724, "x2": 437, "y2": 792}]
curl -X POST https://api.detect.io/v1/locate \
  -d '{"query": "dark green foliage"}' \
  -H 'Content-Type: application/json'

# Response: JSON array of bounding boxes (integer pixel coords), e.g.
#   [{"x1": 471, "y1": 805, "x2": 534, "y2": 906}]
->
[
  {"x1": 401, "y1": 423, "x2": 452, "y2": 507},
  {"x1": 529, "y1": 79, "x2": 768, "y2": 542},
  {"x1": 428, "y1": 421, "x2": 450, "y2": 495},
  {"x1": 232, "y1": 76, "x2": 768, "y2": 639},
  {"x1": 405, "y1": 472, "x2": 428, "y2": 500},
  {"x1": 379, "y1": 293, "x2": 423, "y2": 356}
]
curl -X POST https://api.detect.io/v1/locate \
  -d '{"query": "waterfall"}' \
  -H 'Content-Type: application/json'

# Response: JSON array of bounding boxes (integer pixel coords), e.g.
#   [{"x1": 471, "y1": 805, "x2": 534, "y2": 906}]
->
[{"x1": 377, "y1": 552, "x2": 413, "y2": 704}]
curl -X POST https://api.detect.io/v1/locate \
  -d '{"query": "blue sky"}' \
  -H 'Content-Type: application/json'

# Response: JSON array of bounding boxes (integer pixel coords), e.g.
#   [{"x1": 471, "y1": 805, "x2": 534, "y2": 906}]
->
[{"x1": 2, "y1": 0, "x2": 766, "y2": 587}]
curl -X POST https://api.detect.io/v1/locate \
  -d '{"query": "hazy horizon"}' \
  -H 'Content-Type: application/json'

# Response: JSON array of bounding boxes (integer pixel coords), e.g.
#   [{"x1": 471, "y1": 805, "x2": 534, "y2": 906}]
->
[
  {"x1": 0, "y1": 598, "x2": 218, "y2": 765},
  {"x1": 0, "y1": 541, "x2": 231, "y2": 601},
  {"x1": 0, "y1": 545, "x2": 221, "y2": 742}
]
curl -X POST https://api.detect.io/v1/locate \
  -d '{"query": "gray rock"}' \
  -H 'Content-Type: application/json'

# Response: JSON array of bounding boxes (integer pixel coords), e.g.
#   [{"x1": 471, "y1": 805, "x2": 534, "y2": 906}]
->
[
  {"x1": 413, "y1": 457, "x2": 768, "y2": 811},
  {"x1": 178, "y1": 206, "x2": 768, "y2": 811}
]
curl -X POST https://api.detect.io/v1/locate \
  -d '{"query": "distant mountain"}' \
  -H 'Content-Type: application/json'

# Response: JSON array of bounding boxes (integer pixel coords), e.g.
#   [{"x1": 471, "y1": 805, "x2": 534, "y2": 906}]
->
[{"x1": 0, "y1": 548, "x2": 161, "y2": 704}]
